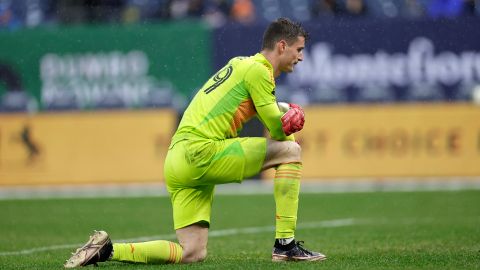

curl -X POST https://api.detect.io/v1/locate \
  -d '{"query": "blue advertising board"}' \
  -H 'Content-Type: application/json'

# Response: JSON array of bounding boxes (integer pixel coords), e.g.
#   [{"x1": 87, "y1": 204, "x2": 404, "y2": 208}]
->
[{"x1": 213, "y1": 18, "x2": 480, "y2": 104}]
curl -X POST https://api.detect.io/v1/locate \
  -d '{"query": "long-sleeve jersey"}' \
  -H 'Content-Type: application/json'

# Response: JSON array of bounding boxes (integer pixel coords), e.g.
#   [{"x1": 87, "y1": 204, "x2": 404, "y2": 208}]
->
[{"x1": 170, "y1": 53, "x2": 292, "y2": 147}]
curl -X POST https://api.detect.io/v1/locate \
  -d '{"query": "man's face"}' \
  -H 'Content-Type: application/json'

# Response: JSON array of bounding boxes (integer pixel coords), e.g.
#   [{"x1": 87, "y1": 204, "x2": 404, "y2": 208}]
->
[{"x1": 279, "y1": 36, "x2": 305, "y2": 74}]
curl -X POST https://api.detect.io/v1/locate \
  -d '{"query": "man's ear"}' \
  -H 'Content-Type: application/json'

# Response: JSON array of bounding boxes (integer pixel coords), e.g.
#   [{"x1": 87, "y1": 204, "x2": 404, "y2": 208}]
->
[{"x1": 277, "y1": 40, "x2": 287, "y2": 53}]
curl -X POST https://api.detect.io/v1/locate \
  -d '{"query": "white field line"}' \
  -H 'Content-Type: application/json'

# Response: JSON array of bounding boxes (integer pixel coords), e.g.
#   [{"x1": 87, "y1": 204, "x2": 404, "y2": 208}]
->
[{"x1": 0, "y1": 218, "x2": 356, "y2": 256}]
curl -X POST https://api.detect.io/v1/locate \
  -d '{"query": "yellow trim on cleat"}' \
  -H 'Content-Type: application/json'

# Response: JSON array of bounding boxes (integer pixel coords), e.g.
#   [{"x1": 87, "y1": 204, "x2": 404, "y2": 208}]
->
[
  {"x1": 64, "y1": 231, "x2": 110, "y2": 268},
  {"x1": 272, "y1": 253, "x2": 327, "y2": 262}
]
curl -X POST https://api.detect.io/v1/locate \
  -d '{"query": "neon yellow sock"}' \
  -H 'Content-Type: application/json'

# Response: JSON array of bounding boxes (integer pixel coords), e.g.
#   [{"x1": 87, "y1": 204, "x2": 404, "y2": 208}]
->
[
  {"x1": 111, "y1": 240, "x2": 182, "y2": 264},
  {"x1": 274, "y1": 162, "x2": 301, "y2": 239}
]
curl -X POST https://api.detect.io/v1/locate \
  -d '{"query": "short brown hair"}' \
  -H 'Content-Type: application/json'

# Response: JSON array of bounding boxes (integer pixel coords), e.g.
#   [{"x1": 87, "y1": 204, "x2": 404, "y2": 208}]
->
[{"x1": 261, "y1": 18, "x2": 309, "y2": 50}]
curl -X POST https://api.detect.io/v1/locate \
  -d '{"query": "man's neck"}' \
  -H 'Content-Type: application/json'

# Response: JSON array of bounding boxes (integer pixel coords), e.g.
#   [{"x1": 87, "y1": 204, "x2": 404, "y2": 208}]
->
[{"x1": 260, "y1": 50, "x2": 281, "y2": 78}]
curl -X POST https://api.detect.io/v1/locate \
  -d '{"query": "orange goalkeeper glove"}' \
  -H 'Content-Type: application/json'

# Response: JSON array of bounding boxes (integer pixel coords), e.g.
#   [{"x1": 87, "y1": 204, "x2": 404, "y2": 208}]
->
[{"x1": 280, "y1": 103, "x2": 305, "y2": 136}]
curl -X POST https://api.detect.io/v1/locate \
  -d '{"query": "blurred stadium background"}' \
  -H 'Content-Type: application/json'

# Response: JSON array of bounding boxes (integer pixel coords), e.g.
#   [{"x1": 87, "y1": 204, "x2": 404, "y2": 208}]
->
[{"x1": 1, "y1": 0, "x2": 480, "y2": 196}]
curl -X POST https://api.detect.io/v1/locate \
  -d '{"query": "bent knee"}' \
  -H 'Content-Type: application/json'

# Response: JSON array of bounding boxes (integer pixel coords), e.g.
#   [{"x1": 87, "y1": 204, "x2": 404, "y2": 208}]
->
[
  {"x1": 264, "y1": 140, "x2": 302, "y2": 169},
  {"x1": 275, "y1": 140, "x2": 302, "y2": 161},
  {"x1": 287, "y1": 141, "x2": 301, "y2": 158},
  {"x1": 181, "y1": 247, "x2": 207, "y2": 263}
]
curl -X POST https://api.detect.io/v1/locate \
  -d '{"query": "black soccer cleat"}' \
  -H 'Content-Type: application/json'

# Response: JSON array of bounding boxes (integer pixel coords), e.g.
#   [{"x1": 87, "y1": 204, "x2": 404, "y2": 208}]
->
[
  {"x1": 64, "y1": 230, "x2": 113, "y2": 268},
  {"x1": 272, "y1": 240, "x2": 327, "y2": 262}
]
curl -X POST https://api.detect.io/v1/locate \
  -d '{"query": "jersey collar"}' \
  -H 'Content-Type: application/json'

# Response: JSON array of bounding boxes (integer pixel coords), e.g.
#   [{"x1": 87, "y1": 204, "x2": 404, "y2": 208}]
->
[{"x1": 253, "y1": 53, "x2": 273, "y2": 72}]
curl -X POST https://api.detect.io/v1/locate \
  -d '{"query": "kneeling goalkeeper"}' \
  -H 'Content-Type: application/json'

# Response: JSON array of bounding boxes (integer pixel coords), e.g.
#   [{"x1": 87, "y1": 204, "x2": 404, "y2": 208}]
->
[{"x1": 65, "y1": 17, "x2": 326, "y2": 268}]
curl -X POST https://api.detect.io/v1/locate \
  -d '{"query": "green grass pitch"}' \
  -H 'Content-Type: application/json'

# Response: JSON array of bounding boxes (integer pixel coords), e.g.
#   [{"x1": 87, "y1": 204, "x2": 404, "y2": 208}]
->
[{"x1": 0, "y1": 190, "x2": 479, "y2": 269}]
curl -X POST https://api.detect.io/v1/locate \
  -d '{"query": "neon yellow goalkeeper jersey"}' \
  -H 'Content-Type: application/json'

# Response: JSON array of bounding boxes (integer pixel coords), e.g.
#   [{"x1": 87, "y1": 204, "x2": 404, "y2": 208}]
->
[{"x1": 171, "y1": 53, "x2": 279, "y2": 145}]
